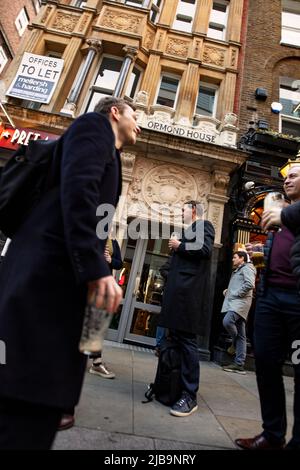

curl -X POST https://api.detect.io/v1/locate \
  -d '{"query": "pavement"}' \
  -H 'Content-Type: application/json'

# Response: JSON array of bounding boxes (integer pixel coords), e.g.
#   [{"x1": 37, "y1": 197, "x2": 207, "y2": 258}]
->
[{"x1": 53, "y1": 341, "x2": 294, "y2": 451}]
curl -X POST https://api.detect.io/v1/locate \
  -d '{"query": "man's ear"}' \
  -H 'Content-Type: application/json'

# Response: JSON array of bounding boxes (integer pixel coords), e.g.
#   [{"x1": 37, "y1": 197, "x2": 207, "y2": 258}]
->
[{"x1": 110, "y1": 106, "x2": 121, "y2": 122}]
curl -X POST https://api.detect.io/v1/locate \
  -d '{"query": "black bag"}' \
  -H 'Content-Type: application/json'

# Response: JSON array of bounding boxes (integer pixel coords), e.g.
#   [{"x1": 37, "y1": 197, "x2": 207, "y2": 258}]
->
[
  {"x1": 144, "y1": 338, "x2": 182, "y2": 406},
  {"x1": 0, "y1": 139, "x2": 57, "y2": 238}
]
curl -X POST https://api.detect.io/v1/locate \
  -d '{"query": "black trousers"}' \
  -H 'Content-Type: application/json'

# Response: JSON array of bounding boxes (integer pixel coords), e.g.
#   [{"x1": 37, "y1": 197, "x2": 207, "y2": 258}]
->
[
  {"x1": 169, "y1": 329, "x2": 199, "y2": 401},
  {"x1": 254, "y1": 286, "x2": 300, "y2": 447},
  {"x1": 0, "y1": 397, "x2": 62, "y2": 450}
]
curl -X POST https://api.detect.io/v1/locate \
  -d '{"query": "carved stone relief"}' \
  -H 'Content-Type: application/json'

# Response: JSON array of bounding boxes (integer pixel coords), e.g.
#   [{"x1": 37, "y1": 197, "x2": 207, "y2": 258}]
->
[
  {"x1": 52, "y1": 12, "x2": 79, "y2": 32},
  {"x1": 210, "y1": 204, "x2": 221, "y2": 233},
  {"x1": 40, "y1": 6, "x2": 52, "y2": 24},
  {"x1": 166, "y1": 38, "x2": 189, "y2": 58},
  {"x1": 143, "y1": 31, "x2": 155, "y2": 49},
  {"x1": 101, "y1": 9, "x2": 142, "y2": 33},
  {"x1": 78, "y1": 13, "x2": 90, "y2": 33},
  {"x1": 230, "y1": 49, "x2": 238, "y2": 68},
  {"x1": 203, "y1": 46, "x2": 225, "y2": 67}
]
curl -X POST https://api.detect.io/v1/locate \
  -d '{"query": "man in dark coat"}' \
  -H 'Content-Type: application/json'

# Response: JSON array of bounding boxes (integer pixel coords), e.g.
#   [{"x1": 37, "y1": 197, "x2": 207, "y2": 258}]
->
[
  {"x1": 235, "y1": 163, "x2": 300, "y2": 450},
  {"x1": 159, "y1": 200, "x2": 215, "y2": 417},
  {"x1": 0, "y1": 96, "x2": 140, "y2": 449}
]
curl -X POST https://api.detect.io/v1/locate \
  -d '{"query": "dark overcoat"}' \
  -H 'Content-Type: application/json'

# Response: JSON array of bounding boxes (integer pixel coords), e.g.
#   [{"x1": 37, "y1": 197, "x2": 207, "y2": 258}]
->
[
  {"x1": 158, "y1": 219, "x2": 215, "y2": 335},
  {"x1": 281, "y1": 200, "x2": 300, "y2": 289},
  {"x1": 0, "y1": 112, "x2": 121, "y2": 409}
]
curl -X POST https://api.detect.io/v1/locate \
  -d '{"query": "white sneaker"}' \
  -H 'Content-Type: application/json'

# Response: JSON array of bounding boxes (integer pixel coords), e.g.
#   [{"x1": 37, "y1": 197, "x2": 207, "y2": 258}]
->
[{"x1": 89, "y1": 362, "x2": 116, "y2": 379}]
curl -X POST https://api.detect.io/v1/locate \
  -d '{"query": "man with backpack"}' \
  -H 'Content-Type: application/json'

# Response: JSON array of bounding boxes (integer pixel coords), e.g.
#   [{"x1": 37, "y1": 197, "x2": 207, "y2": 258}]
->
[
  {"x1": 0, "y1": 96, "x2": 140, "y2": 449},
  {"x1": 158, "y1": 201, "x2": 215, "y2": 417}
]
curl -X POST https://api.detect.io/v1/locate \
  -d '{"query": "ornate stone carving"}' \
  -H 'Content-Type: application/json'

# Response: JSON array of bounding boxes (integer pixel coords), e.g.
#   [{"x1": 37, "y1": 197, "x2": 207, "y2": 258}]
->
[
  {"x1": 121, "y1": 152, "x2": 136, "y2": 172},
  {"x1": 166, "y1": 38, "x2": 189, "y2": 58},
  {"x1": 193, "y1": 40, "x2": 202, "y2": 60},
  {"x1": 123, "y1": 46, "x2": 138, "y2": 60},
  {"x1": 210, "y1": 205, "x2": 221, "y2": 231},
  {"x1": 223, "y1": 112, "x2": 238, "y2": 126},
  {"x1": 52, "y1": 12, "x2": 79, "y2": 32},
  {"x1": 213, "y1": 171, "x2": 230, "y2": 194},
  {"x1": 150, "y1": 105, "x2": 175, "y2": 123},
  {"x1": 41, "y1": 6, "x2": 52, "y2": 24},
  {"x1": 203, "y1": 47, "x2": 225, "y2": 67},
  {"x1": 86, "y1": 38, "x2": 102, "y2": 53},
  {"x1": 142, "y1": 165, "x2": 197, "y2": 211},
  {"x1": 78, "y1": 13, "x2": 89, "y2": 33},
  {"x1": 231, "y1": 49, "x2": 238, "y2": 68},
  {"x1": 101, "y1": 10, "x2": 142, "y2": 33},
  {"x1": 143, "y1": 31, "x2": 155, "y2": 49},
  {"x1": 135, "y1": 90, "x2": 149, "y2": 106}
]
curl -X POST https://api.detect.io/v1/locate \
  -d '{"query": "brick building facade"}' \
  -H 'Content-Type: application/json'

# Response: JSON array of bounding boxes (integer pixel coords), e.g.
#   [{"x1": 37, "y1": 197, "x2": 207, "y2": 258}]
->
[{"x1": 0, "y1": 0, "x2": 41, "y2": 78}]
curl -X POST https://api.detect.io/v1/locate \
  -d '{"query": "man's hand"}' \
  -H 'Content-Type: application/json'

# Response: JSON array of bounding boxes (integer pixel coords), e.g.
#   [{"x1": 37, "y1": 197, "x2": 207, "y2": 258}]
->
[
  {"x1": 87, "y1": 276, "x2": 123, "y2": 313},
  {"x1": 168, "y1": 238, "x2": 181, "y2": 251},
  {"x1": 245, "y1": 243, "x2": 253, "y2": 259},
  {"x1": 261, "y1": 207, "x2": 283, "y2": 232},
  {"x1": 104, "y1": 247, "x2": 112, "y2": 264}
]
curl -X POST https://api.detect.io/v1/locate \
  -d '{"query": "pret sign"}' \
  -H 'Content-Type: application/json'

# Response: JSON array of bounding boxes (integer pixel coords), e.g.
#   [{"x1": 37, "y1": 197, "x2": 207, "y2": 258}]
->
[{"x1": 6, "y1": 52, "x2": 64, "y2": 104}]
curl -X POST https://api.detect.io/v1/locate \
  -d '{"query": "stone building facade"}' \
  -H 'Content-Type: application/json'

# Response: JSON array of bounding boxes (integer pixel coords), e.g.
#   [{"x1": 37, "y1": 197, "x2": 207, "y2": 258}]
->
[{"x1": 0, "y1": 0, "x2": 248, "y2": 357}]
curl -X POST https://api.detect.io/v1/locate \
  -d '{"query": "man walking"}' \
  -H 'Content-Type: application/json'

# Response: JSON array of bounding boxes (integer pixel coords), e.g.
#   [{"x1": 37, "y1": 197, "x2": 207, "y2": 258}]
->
[
  {"x1": 0, "y1": 97, "x2": 140, "y2": 449},
  {"x1": 222, "y1": 251, "x2": 256, "y2": 375},
  {"x1": 235, "y1": 163, "x2": 300, "y2": 450},
  {"x1": 158, "y1": 201, "x2": 215, "y2": 417}
]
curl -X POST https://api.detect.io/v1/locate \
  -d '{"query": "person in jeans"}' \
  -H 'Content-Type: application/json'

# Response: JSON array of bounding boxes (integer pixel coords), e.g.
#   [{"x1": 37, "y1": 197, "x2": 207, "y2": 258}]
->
[
  {"x1": 235, "y1": 163, "x2": 300, "y2": 450},
  {"x1": 158, "y1": 201, "x2": 215, "y2": 417},
  {"x1": 221, "y1": 251, "x2": 256, "y2": 375}
]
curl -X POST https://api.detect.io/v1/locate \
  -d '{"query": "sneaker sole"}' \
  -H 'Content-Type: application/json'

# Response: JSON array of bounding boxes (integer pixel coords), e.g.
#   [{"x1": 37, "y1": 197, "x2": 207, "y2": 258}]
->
[
  {"x1": 89, "y1": 368, "x2": 116, "y2": 379},
  {"x1": 222, "y1": 368, "x2": 246, "y2": 375},
  {"x1": 170, "y1": 405, "x2": 198, "y2": 417}
]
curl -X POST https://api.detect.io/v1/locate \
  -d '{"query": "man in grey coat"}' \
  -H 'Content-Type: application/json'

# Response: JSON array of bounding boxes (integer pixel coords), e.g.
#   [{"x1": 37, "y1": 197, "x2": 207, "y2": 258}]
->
[{"x1": 221, "y1": 251, "x2": 256, "y2": 374}]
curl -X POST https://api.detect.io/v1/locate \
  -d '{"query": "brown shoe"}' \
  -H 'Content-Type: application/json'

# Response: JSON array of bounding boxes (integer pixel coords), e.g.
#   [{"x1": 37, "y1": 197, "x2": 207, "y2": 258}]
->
[
  {"x1": 58, "y1": 414, "x2": 75, "y2": 431},
  {"x1": 235, "y1": 434, "x2": 285, "y2": 450}
]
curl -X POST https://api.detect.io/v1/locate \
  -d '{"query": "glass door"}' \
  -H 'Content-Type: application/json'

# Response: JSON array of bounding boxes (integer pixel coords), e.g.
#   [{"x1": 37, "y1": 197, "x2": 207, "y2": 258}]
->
[{"x1": 123, "y1": 237, "x2": 170, "y2": 346}]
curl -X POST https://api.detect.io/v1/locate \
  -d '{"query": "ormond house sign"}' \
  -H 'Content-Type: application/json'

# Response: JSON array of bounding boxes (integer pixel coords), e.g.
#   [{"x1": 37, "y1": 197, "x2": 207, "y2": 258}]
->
[{"x1": 134, "y1": 91, "x2": 238, "y2": 148}]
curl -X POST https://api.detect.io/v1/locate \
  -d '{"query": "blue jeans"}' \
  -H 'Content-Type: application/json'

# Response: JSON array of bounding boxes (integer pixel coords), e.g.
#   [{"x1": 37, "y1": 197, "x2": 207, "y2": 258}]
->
[
  {"x1": 254, "y1": 286, "x2": 300, "y2": 446},
  {"x1": 169, "y1": 329, "x2": 199, "y2": 401},
  {"x1": 223, "y1": 310, "x2": 246, "y2": 366},
  {"x1": 155, "y1": 326, "x2": 166, "y2": 348}
]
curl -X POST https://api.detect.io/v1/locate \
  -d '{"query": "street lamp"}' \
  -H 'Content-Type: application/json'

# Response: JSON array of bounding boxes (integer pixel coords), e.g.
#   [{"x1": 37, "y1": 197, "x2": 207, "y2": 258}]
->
[{"x1": 279, "y1": 149, "x2": 300, "y2": 178}]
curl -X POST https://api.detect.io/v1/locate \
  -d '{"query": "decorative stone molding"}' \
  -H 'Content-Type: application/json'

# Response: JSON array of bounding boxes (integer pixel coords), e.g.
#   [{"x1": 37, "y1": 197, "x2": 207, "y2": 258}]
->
[
  {"x1": 193, "y1": 39, "x2": 202, "y2": 60},
  {"x1": 149, "y1": 105, "x2": 175, "y2": 123},
  {"x1": 78, "y1": 13, "x2": 90, "y2": 33},
  {"x1": 207, "y1": 193, "x2": 228, "y2": 244},
  {"x1": 123, "y1": 46, "x2": 138, "y2": 60},
  {"x1": 230, "y1": 48, "x2": 238, "y2": 68},
  {"x1": 135, "y1": 90, "x2": 149, "y2": 107},
  {"x1": 86, "y1": 38, "x2": 102, "y2": 53},
  {"x1": 52, "y1": 11, "x2": 79, "y2": 32},
  {"x1": 136, "y1": 107, "x2": 238, "y2": 148},
  {"x1": 223, "y1": 112, "x2": 238, "y2": 127},
  {"x1": 166, "y1": 38, "x2": 189, "y2": 58},
  {"x1": 203, "y1": 46, "x2": 225, "y2": 67},
  {"x1": 212, "y1": 170, "x2": 230, "y2": 195},
  {"x1": 143, "y1": 31, "x2": 155, "y2": 49},
  {"x1": 121, "y1": 152, "x2": 136, "y2": 182},
  {"x1": 40, "y1": 6, "x2": 52, "y2": 25},
  {"x1": 101, "y1": 9, "x2": 142, "y2": 33}
]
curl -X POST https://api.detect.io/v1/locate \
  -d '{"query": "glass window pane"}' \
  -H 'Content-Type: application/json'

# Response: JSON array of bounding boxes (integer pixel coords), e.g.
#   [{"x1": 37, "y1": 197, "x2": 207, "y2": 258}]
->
[
  {"x1": 196, "y1": 86, "x2": 216, "y2": 116},
  {"x1": 125, "y1": 67, "x2": 141, "y2": 98},
  {"x1": 208, "y1": 25, "x2": 224, "y2": 40},
  {"x1": 94, "y1": 58, "x2": 122, "y2": 90},
  {"x1": 281, "y1": 118, "x2": 300, "y2": 137},
  {"x1": 86, "y1": 90, "x2": 112, "y2": 112},
  {"x1": 156, "y1": 76, "x2": 179, "y2": 107}
]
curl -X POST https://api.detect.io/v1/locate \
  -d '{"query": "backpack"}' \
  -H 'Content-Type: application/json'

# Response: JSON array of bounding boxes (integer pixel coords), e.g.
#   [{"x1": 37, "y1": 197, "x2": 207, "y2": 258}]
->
[
  {"x1": 144, "y1": 338, "x2": 182, "y2": 406},
  {"x1": 0, "y1": 139, "x2": 57, "y2": 238}
]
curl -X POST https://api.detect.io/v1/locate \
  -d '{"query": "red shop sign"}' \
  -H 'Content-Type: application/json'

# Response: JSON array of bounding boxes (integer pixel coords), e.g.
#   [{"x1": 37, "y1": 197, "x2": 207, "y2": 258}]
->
[{"x1": 0, "y1": 124, "x2": 59, "y2": 150}]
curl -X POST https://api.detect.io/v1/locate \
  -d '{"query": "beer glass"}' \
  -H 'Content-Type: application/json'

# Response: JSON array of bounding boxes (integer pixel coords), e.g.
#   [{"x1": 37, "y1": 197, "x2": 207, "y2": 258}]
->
[
  {"x1": 251, "y1": 243, "x2": 264, "y2": 269},
  {"x1": 264, "y1": 192, "x2": 285, "y2": 211}
]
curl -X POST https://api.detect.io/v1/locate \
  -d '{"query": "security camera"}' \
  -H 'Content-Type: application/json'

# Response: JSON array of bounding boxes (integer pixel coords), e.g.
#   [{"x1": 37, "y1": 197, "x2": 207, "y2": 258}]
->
[{"x1": 244, "y1": 181, "x2": 255, "y2": 191}]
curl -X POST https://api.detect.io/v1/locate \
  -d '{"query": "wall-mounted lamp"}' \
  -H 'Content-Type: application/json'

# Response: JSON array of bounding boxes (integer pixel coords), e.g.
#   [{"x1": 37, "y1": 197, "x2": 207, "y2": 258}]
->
[{"x1": 255, "y1": 88, "x2": 268, "y2": 101}]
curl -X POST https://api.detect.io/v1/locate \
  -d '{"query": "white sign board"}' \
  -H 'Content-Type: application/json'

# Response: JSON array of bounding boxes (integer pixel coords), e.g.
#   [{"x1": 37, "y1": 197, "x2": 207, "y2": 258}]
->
[{"x1": 6, "y1": 52, "x2": 64, "y2": 104}]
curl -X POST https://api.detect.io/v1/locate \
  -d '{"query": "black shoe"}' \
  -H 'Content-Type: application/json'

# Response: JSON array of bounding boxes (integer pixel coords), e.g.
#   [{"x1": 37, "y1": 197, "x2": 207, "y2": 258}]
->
[
  {"x1": 170, "y1": 392, "x2": 198, "y2": 417},
  {"x1": 285, "y1": 440, "x2": 300, "y2": 450}
]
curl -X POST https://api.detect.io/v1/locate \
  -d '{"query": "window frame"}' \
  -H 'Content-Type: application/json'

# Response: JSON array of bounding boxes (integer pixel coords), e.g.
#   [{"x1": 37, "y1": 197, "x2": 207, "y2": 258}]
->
[
  {"x1": 207, "y1": 0, "x2": 229, "y2": 41},
  {"x1": 15, "y1": 7, "x2": 29, "y2": 37},
  {"x1": 194, "y1": 81, "x2": 219, "y2": 118},
  {"x1": 281, "y1": 0, "x2": 300, "y2": 47},
  {"x1": 172, "y1": 0, "x2": 196, "y2": 33},
  {"x1": 0, "y1": 46, "x2": 9, "y2": 74},
  {"x1": 155, "y1": 73, "x2": 181, "y2": 109}
]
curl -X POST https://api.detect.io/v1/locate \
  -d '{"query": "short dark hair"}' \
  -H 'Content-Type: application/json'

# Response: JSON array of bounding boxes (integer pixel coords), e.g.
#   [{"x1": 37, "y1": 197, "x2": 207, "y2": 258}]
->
[
  {"x1": 184, "y1": 200, "x2": 204, "y2": 218},
  {"x1": 233, "y1": 251, "x2": 248, "y2": 263},
  {"x1": 94, "y1": 96, "x2": 136, "y2": 116}
]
